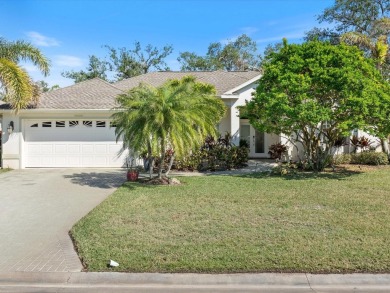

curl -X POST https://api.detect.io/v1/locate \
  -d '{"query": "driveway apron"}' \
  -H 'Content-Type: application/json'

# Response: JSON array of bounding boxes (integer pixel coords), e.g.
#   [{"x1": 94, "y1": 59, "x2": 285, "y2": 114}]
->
[{"x1": 0, "y1": 169, "x2": 125, "y2": 272}]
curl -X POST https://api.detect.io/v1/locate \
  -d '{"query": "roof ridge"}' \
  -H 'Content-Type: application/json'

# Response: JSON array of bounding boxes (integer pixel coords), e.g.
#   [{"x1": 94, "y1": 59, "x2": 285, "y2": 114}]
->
[
  {"x1": 229, "y1": 71, "x2": 261, "y2": 80},
  {"x1": 40, "y1": 77, "x2": 104, "y2": 97},
  {"x1": 97, "y1": 77, "x2": 126, "y2": 93}
]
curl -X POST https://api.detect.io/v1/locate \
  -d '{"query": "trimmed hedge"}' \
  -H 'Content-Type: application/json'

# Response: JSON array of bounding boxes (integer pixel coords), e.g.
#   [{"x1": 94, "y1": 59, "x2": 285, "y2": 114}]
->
[{"x1": 333, "y1": 152, "x2": 389, "y2": 166}]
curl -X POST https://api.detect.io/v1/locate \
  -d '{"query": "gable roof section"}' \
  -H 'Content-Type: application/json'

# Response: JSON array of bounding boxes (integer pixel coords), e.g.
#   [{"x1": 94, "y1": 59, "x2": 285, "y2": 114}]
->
[
  {"x1": 36, "y1": 78, "x2": 124, "y2": 109},
  {"x1": 114, "y1": 71, "x2": 261, "y2": 95}
]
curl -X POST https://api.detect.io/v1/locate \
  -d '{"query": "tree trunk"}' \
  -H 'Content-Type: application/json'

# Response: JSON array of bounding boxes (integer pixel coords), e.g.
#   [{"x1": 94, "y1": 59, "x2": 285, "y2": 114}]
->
[
  {"x1": 165, "y1": 154, "x2": 175, "y2": 177},
  {"x1": 380, "y1": 138, "x2": 389, "y2": 154},
  {"x1": 158, "y1": 141, "x2": 166, "y2": 179},
  {"x1": 147, "y1": 141, "x2": 153, "y2": 179},
  {"x1": 149, "y1": 157, "x2": 154, "y2": 179}
]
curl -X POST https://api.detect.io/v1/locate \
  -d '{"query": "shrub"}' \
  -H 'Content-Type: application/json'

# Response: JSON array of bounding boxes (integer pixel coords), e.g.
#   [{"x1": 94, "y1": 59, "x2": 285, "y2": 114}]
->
[
  {"x1": 332, "y1": 154, "x2": 352, "y2": 165},
  {"x1": 172, "y1": 134, "x2": 249, "y2": 171},
  {"x1": 350, "y1": 135, "x2": 374, "y2": 152},
  {"x1": 350, "y1": 151, "x2": 389, "y2": 165},
  {"x1": 333, "y1": 152, "x2": 388, "y2": 166},
  {"x1": 268, "y1": 143, "x2": 287, "y2": 160},
  {"x1": 271, "y1": 162, "x2": 298, "y2": 176}
]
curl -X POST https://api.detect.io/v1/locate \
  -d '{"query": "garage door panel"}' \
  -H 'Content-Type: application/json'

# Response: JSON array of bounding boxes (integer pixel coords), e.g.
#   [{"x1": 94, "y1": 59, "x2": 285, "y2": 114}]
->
[
  {"x1": 92, "y1": 157, "x2": 108, "y2": 166},
  {"x1": 54, "y1": 144, "x2": 67, "y2": 154},
  {"x1": 37, "y1": 144, "x2": 52, "y2": 155},
  {"x1": 95, "y1": 145, "x2": 108, "y2": 154},
  {"x1": 68, "y1": 156, "x2": 82, "y2": 167},
  {"x1": 82, "y1": 144, "x2": 94, "y2": 154},
  {"x1": 68, "y1": 144, "x2": 81, "y2": 154},
  {"x1": 24, "y1": 119, "x2": 128, "y2": 168},
  {"x1": 26, "y1": 144, "x2": 41, "y2": 155},
  {"x1": 53, "y1": 157, "x2": 67, "y2": 166}
]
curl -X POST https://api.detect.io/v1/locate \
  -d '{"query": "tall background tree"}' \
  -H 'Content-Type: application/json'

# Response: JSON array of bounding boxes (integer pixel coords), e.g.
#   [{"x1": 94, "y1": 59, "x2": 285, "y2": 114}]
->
[
  {"x1": 105, "y1": 42, "x2": 173, "y2": 80},
  {"x1": 112, "y1": 76, "x2": 226, "y2": 179},
  {"x1": 62, "y1": 55, "x2": 108, "y2": 83},
  {"x1": 305, "y1": 0, "x2": 389, "y2": 78},
  {"x1": 35, "y1": 80, "x2": 60, "y2": 93},
  {"x1": 62, "y1": 42, "x2": 173, "y2": 83},
  {"x1": 178, "y1": 34, "x2": 261, "y2": 71},
  {"x1": 0, "y1": 38, "x2": 50, "y2": 111},
  {"x1": 245, "y1": 40, "x2": 390, "y2": 171}
]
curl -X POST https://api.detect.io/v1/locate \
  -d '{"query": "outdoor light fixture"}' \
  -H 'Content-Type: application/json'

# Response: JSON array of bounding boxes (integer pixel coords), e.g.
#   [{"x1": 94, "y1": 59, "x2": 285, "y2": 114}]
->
[{"x1": 7, "y1": 121, "x2": 14, "y2": 134}]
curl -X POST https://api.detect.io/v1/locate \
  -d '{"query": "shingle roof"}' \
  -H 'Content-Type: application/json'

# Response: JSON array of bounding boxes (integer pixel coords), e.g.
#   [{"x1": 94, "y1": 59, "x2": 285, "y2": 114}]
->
[
  {"x1": 114, "y1": 71, "x2": 261, "y2": 96},
  {"x1": 35, "y1": 78, "x2": 125, "y2": 109},
  {"x1": 0, "y1": 71, "x2": 261, "y2": 111}
]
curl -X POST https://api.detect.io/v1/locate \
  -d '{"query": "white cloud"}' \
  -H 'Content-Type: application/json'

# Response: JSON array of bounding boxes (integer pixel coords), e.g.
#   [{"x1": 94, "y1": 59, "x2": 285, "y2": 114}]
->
[
  {"x1": 21, "y1": 63, "x2": 39, "y2": 73},
  {"x1": 26, "y1": 31, "x2": 60, "y2": 47},
  {"x1": 241, "y1": 26, "x2": 258, "y2": 35},
  {"x1": 54, "y1": 55, "x2": 84, "y2": 67}
]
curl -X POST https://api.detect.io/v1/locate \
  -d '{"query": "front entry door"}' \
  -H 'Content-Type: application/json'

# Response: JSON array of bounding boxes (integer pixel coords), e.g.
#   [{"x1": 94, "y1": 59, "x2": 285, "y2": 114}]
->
[
  {"x1": 240, "y1": 124, "x2": 266, "y2": 158},
  {"x1": 250, "y1": 127, "x2": 266, "y2": 158}
]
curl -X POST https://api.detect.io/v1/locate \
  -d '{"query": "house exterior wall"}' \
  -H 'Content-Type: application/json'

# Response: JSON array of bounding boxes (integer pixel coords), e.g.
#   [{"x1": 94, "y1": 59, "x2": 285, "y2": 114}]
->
[
  {"x1": 220, "y1": 83, "x2": 257, "y2": 146},
  {"x1": 1, "y1": 113, "x2": 22, "y2": 169}
]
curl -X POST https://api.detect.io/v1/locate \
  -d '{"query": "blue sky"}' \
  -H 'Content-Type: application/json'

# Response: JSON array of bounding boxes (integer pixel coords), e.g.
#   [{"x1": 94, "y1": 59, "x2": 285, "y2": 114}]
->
[{"x1": 0, "y1": 0, "x2": 333, "y2": 87}]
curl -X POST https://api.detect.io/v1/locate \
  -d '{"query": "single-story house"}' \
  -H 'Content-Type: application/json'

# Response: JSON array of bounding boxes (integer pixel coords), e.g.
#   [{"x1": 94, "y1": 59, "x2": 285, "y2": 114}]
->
[{"x1": 0, "y1": 70, "x2": 284, "y2": 169}]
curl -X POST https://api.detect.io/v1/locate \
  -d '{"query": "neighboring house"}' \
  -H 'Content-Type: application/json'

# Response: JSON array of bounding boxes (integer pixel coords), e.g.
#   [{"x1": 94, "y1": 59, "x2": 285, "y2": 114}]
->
[{"x1": 0, "y1": 70, "x2": 281, "y2": 169}]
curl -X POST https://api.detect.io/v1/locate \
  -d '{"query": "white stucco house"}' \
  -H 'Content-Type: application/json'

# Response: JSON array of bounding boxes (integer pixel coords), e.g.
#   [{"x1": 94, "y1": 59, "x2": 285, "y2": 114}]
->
[{"x1": 0, "y1": 70, "x2": 283, "y2": 169}]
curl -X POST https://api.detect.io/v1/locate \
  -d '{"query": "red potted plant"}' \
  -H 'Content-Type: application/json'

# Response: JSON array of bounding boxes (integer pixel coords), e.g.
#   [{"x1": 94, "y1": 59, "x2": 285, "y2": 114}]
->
[
  {"x1": 126, "y1": 157, "x2": 141, "y2": 182},
  {"x1": 127, "y1": 167, "x2": 139, "y2": 181}
]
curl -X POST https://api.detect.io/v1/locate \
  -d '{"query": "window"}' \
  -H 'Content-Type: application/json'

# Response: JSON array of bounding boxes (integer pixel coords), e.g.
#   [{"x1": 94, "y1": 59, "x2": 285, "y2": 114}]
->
[
  {"x1": 42, "y1": 121, "x2": 52, "y2": 128},
  {"x1": 30, "y1": 123, "x2": 38, "y2": 128},
  {"x1": 96, "y1": 121, "x2": 106, "y2": 128},
  {"x1": 69, "y1": 121, "x2": 79, "y2": 127},
  {"x1": 110, "y1": 121, "x2": 117, "y2": 128},
  {"x1": 240, "y1": 125, "x2": 250, "y2": 146},
  {"x1": 56, "y1": 121, "x2": 65, "y2": 127},
  {"x1": 83, "y1": 121, "x2": 92, "y2": 127}
]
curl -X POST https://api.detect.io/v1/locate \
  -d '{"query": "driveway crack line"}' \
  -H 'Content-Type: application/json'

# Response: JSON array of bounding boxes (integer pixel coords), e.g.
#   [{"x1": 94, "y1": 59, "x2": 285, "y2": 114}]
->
[
  {"x1": 66, "y1": 272, "x2": 72, "y2": 284},
  {"x1": 305, "y1": 273, "x2": 317, "y2": 292}
]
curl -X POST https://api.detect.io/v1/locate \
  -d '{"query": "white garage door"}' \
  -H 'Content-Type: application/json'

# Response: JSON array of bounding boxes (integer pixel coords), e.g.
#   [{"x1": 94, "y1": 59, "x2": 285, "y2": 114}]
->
[{"x1": 23, "y1": 119, "x2": 128, "y2": 168}]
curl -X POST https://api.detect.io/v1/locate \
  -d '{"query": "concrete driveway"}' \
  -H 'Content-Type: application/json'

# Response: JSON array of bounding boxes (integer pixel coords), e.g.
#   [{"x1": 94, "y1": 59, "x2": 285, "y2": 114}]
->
[{"x1": 0, "y1": 169, "x2": 125, "y2": 273}]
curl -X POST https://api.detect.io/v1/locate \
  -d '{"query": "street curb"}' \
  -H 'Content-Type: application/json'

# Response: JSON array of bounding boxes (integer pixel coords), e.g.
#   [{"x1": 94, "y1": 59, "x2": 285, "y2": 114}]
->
[{"x1": 1, "y1": 272, "x2": 390, "y2": 287}]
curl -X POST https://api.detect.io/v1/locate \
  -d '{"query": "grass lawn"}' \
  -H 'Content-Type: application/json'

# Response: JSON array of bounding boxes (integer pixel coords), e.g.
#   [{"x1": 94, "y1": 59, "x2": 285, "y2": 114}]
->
[
  {"x1": 71, "y1": 166, "x2": 390, "y2": 273},
  {"x1": 0, "y1": 168, "x2": 11, "y2": 174}
]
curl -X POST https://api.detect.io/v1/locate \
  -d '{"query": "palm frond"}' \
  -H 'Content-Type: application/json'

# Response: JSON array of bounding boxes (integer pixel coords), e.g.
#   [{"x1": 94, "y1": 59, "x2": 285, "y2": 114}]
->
[
  {"x1": 0, "y1": 38, "x2": 50, "y2": 76},
  {"x1": 0, "y1": 58, "x2": 34, "y2": 112}
]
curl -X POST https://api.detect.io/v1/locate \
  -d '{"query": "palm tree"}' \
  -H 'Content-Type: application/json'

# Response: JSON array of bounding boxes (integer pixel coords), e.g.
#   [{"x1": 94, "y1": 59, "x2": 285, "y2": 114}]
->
[
  {"x1": 113, "y1": 75, "x2": 226, "y2": 179},
  {"x1": 341, "y1": 17, "x2": 390, "y2": 153},
  {"x1": 341, "y1": 17, "x2": 389, "y2": 75},
  {"x1": 0, "y1": 38, "x2": 50, "y2": 111}
]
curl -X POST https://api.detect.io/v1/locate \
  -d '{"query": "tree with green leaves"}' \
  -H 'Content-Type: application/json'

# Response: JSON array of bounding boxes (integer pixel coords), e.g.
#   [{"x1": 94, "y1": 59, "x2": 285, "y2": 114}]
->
[
  {"x1": 35, "y1": 80, "x2": 60, "y2": 93},
  {"x1": 245, "y1": 40, "x2": 390, "y2": 171},
  {"x1": 0, "y1": 37, "x2": 50, "y2": 111},
  {"x1": 306, "y1": 0, "x2": 390, "y2": 152},
  {"x1": 112, "y1": 76, "x2": 226, "y2": 179},
  {"x1": 178, "y1": 34, "x2": 261, "y2": 71},
  {"x1": 61, "y1": 55, "x2": 108, "y2": 83},
  {"x1": 306, "y1": 0, "x2": 389, "y2": 43},
  {"x1": 105, "y1": 42, "x2": 173, "y2": 80},
  {"x1": 62, "y1": 42, "x2": 173, "y2": 84},
  {"x1": 305, "y1": 0, "x2": 390, "y2": 79}
]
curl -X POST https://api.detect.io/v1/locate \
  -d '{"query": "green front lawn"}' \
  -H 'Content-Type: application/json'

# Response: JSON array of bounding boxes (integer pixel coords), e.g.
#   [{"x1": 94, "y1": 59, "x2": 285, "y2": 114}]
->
[
  {"x1": 71, "y1": 167, "x2": 390, "y2": 273},
  {"x1": 0, "y1": 168, "x2": 11, "y2": 174}
]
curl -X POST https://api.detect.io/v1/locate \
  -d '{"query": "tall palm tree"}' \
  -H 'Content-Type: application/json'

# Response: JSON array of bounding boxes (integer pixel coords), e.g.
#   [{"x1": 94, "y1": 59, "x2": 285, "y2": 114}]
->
[
  {"x1": 0, "y1": 38, "x2": 50, "y2": 111},
  {"x1": 113, "y1": 76, "x2": 226, "y2": 179}
]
